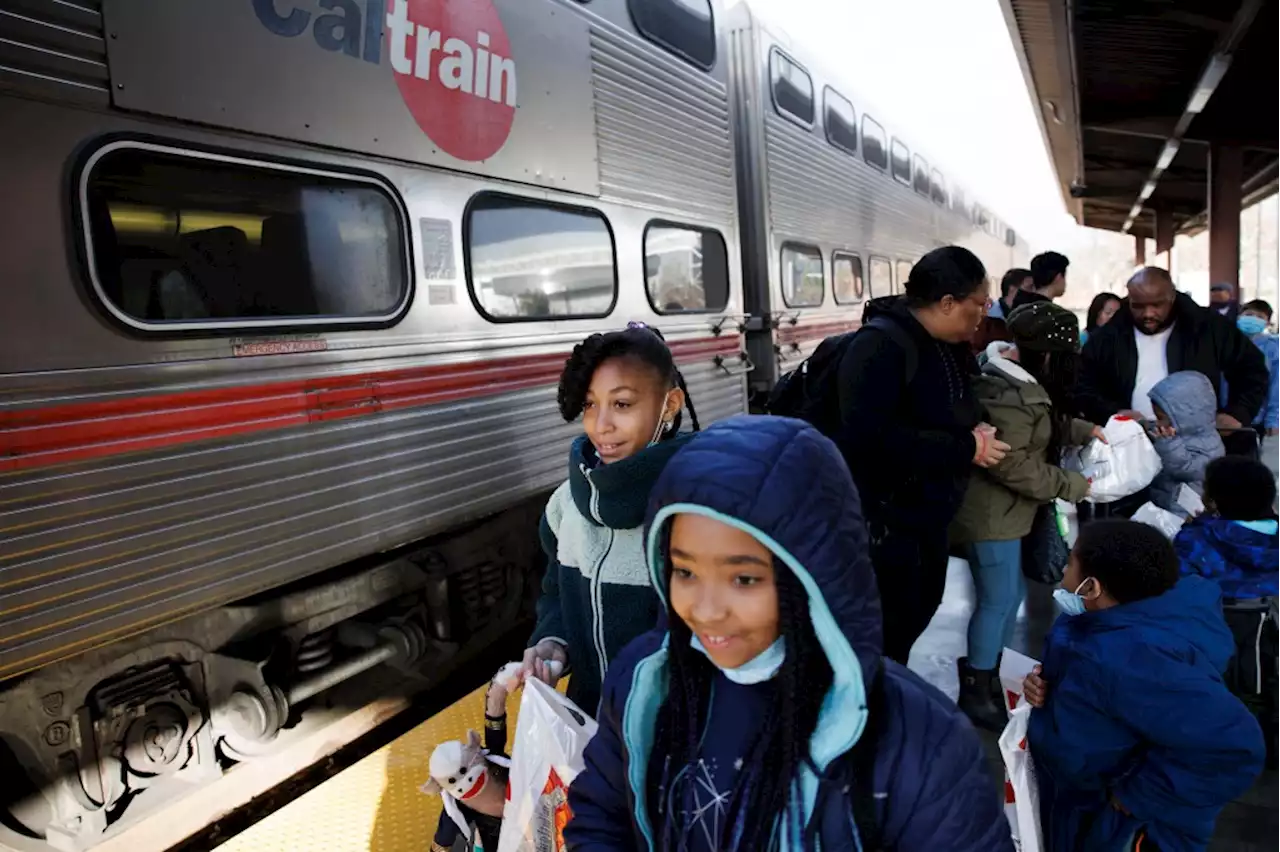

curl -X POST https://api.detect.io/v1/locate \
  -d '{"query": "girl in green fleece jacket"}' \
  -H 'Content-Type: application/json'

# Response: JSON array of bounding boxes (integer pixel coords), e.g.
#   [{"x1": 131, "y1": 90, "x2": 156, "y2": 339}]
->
[
  {"x1": 520, "y1": 324, "x2": 700, "y2": 715},
  {"x1": 950, "y1": 301, "x2": 1103, "y2": 730}
]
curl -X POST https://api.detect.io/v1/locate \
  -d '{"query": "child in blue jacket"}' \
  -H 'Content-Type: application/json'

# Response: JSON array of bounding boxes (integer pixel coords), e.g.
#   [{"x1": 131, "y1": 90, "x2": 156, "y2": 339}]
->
[
  {"x1": 566, "y1": 416, "x2": 1012, "y2": 852},
  {"x1": 522, "y1": 325, "x2": 699, "y2": 716},
  {"x1": 1023, "y1": 520, "x2": 1264, "y2": 852},
  {"x1": 1175, "y1": 456, "x2": 1279, "y2": 600}
]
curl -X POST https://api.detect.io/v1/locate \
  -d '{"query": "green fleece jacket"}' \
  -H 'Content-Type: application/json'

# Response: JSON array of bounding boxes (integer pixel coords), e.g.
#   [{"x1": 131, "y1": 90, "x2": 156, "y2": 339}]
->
[{"x1": 950, "y1": 353, "x2": 1093, "y2": 544}]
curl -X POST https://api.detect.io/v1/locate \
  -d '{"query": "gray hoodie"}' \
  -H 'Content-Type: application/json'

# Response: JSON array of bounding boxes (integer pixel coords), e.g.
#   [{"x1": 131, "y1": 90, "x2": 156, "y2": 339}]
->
[{"x1": 1148, "y1": 371, "x2": 1225, "y2": 516}]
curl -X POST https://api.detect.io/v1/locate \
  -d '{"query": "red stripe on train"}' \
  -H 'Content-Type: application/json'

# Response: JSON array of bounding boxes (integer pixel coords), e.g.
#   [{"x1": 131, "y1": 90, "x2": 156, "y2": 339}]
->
[
  {"x1": 0, "y1": 337, "x2": 741, "y2": 473},
  {"x1": 775, "y1": 318, "x2": 861, "y2": 346}
]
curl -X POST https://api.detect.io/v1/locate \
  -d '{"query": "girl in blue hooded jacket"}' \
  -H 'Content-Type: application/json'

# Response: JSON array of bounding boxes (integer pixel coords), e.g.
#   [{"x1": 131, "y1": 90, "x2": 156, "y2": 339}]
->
[
  {"x1": 521, "y1": 325, "x2": 699, "y2": 716},
  {"x1": 1023, "y1": 519, "x2": 1264, "y2": 851},
  {"x1": 566, "y1": 416, "x2": 1012, "y2": 852}
]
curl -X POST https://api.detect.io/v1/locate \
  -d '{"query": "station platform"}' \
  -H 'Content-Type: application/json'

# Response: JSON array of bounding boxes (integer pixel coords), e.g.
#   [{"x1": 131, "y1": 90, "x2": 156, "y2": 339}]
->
[{"x1": 217, "y1": 545, "x2": 1277, "y2": 851}]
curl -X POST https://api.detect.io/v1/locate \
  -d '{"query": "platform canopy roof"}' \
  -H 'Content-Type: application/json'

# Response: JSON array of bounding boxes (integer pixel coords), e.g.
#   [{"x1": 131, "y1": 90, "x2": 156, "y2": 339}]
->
[{"x1": 1000, "y1": 0, "x2": 1278, "y2": 239}]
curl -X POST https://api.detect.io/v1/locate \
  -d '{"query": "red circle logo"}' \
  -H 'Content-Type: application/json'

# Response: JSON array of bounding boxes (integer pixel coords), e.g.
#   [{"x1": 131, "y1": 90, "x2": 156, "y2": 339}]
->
[{"x1": 387, "y1": 0, "x2": 517, "y2": 162}]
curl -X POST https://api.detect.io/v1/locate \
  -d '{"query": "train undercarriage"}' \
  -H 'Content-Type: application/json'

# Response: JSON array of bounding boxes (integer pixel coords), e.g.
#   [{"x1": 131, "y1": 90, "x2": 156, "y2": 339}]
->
[{"x1": 0, "y1": 497, "x2": 545, "y2": 852}]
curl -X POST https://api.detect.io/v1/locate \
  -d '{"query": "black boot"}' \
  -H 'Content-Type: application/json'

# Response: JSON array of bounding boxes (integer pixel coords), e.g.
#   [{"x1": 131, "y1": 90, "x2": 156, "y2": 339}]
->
[{"x1": 957, "y1": 658, "x2": 1008, "y2": 732}]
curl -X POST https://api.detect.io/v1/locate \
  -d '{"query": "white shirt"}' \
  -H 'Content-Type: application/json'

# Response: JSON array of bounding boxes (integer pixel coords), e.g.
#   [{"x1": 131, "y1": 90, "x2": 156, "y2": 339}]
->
[{"x1": 1131, "y1": 324, "x2": 1175, "y2": 419}]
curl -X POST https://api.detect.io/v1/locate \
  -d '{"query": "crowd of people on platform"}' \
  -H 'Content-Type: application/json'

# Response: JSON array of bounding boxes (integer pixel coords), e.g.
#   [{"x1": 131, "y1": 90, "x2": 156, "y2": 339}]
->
[{"x1": 427, "y1": 246, "x2": 1278, "y2": 852}]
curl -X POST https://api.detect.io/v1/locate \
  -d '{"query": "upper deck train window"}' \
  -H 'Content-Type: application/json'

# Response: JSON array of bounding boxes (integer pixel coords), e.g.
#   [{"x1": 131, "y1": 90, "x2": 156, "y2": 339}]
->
[
  {"x1": 930, "y1": 169, "x2": 947, "y2": 206},
  {"x1": 769, "y1": 48, "x2": 814, "y2": 127},
  {"x1": 862, "y1": 115, "x2": 887, "y2": 169},
  {"x1": 824, "y1": 87, "x2": 857, "y2": 155},
  {"x1": 80, "y1": 142, "x2": 410, "y2": 331},
  {"x1": 780, "y1": 243, "x2": 824, "y2": 307},
  {"x1": 912, "y1": 155, "x2": 930, "y2": 196},
  {"x1": 890, "y1": 139, "x2": 911, "y2": 185},
  {"x1": 628, "y1": 0, "x2": 716, "y2": 70},
  {"x1": 869, "y1": 256, "x2": 892, "y2": 297},
  {"x1": 1006, "y1": 227, "x2": 1018, "y2": 247},
  {"x1": 952, "y1": 185, "x2": 967, "y2": 217},
  {"x1": 467, "y1": 194, "x2": 616, "y2": 321},
  {"x1": 833, "y1": 252, "x2": 864, "y2": 304},
  {"x1": 645, "y1": 222, "x2": 729, "y2": 313}
]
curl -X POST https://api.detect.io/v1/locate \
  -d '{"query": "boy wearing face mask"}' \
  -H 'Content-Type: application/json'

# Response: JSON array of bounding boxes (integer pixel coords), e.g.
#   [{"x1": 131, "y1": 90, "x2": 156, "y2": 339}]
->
[{"x1": 1020, "y1": 520, "x2": 1264, "y2": 852}]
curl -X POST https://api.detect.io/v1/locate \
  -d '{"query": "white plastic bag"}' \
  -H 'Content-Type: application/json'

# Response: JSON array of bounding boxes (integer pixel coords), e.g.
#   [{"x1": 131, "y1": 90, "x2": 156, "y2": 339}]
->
[
  {"x1": 1131, "y1": 501, "x2": 1186, "y2": 539},
  {"x1": 1079, "y1": 416, "x2": 1162, "y2": 503},
  {"x1": 497, "y1": 678, "x2": 598, "y2": 852},
  {"x1": 999, "y1": 702, "x2": 1045, "y2": 852}
]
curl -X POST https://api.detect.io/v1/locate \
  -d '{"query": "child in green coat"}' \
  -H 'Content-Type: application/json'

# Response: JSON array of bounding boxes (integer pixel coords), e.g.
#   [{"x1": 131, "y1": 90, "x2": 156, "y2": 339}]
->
[{"x1": 950, "y1": 301, "x2": 1103, "y2": 730}]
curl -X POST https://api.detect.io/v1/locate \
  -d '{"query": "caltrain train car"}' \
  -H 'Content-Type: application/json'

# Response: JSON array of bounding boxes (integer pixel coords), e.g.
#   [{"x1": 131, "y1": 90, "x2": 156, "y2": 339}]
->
[
  {"x1": 726, "y1": 3, "x2": 1030, "y2": 397},
  {"x1": 0, "y1": 1, "x2": 1027, "y2": 849}
]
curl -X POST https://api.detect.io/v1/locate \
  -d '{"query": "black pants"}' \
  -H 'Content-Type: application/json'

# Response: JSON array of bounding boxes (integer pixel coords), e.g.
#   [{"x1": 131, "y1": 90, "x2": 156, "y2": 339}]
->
[
  {"x1": 869, "y1": 521, "x2": 950, "y2": 664},
  {"x1": 1223, "y1": 600, "x2": 1278, "y2": 768}
]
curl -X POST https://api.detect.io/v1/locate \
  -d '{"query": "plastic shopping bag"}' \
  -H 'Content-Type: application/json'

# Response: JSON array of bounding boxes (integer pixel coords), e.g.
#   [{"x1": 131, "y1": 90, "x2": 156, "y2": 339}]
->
[
  {"x1": 1079, "y1": 416, "x2": 1162, "y2": 503},
  {"x1": 998, "y1": 650, "x2": 1044, "y2": 852},
  {"x1": 999, "y1": 703, "x2": 1044, "y2": 852},
  {"x1": 1131, "y1": 501, "x2": 1186, "y2": 539},
  {"x1": 497, "y1": 678, "x2": 598, "y2": 852}
]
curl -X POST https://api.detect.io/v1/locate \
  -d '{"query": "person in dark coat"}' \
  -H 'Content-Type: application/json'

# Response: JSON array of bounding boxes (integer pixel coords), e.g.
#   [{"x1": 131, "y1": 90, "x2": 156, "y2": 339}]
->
[
  {"x1": 565, "y1": 416, "x2": 1013, "y2": 852},
  {"x1": 1076, "y1": 267, "x2": 1267, "y2": 436},
  {"x1": 1009, "y1": 250, "x2": 1068, "y2": 311},
  {"x1": 834, "y1": 246, "x2": 1007, "y2": 663},
  {"x1": 1176, "y1": 456, "x2": 1280, "y2": 600},
  {"x1": 1022, "y1": 520, "x2": 1264, "y2": 852}
]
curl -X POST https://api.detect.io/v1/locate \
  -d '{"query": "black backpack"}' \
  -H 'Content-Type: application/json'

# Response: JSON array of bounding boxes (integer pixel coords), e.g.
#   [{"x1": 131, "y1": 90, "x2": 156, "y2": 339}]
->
[{"x1": 766, "y1": 317, "x2": 919, "y2": 437}]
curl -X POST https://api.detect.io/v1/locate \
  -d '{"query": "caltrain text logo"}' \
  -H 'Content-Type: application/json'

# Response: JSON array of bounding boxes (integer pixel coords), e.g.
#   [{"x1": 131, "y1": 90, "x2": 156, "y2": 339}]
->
[{"x1": 254, "y1": 0, "x2": 517, "y2": 162}]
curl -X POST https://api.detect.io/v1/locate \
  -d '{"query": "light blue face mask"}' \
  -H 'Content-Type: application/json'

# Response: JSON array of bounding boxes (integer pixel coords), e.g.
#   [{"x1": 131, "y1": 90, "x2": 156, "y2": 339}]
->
[
  {"x1": 1238, "y1": 315, "x2": 1268, "y2": 337},
  {"x1": 1053, "y1": 578, "x2": 1094, "y2": 617},
  {"x1": 690, "y1": 635, "x2": 786, "y2": 684}
]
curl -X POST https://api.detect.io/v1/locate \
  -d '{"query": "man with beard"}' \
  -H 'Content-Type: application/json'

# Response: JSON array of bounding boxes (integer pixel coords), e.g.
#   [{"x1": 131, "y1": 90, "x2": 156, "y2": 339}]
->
[{"x1": 1077, "y1": 267, "x2": 1268, "y2": 466}]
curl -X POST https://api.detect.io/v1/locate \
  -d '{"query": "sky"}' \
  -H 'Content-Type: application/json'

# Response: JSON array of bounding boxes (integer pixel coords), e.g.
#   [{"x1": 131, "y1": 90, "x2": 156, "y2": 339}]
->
[{"x1": 727, "y1": 0, "x2": 1081, "y2": 251}]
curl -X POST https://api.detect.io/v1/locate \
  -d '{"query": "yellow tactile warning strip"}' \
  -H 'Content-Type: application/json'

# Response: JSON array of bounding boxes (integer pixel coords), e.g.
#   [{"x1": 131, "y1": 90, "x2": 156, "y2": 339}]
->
[{"x1": 218, "y1": 678, "x2": 563, "y2": 852}]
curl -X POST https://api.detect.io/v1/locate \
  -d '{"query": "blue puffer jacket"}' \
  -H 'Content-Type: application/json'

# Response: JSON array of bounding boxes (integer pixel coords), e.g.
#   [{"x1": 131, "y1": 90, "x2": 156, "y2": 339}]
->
[
  {"x1": 1175, "y1": 516, "x2": 1279, "y2": 601},
  {"x1": 1148, "y1": 371, "x2": 1225, "y2": 516},
  {"x1": 1029, "y1": 576, "x2": 1264, "y2": 852},
  {"x1": 530, "y1": 433, "x2": 694, "y2": 715},
  {"x1": 565, "y1": 416, "x2": 1011, "y2": 852}
]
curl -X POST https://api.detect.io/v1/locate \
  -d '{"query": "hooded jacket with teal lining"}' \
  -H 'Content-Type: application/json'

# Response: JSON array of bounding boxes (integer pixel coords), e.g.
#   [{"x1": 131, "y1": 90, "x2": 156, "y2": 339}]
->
[
  {"x1": 565, "y1": 416, "x2": 1012, "y2": 852},
  {"x1": 529, "y1": 433, "x2": 694, "y2": 715}
]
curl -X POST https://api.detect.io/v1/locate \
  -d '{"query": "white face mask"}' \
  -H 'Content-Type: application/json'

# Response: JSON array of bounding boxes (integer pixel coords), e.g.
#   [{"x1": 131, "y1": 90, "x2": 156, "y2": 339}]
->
[{"x1": 647, "y1": 390, "x2": 674, "y2": 446}]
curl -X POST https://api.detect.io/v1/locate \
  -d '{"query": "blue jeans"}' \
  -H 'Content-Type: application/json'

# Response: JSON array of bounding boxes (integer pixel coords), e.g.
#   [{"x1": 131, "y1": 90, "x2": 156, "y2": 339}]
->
[{"x1": 966, "y1": 539, "x2": 1026, "y2": 670}]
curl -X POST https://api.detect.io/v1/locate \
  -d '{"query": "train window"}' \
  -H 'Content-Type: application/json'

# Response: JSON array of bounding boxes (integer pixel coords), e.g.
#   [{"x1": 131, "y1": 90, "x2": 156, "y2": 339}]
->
[
  {"x1": 890, "y1": 139, "x2": 911, "y2": 185},
  {"x1": 1006, "y1": 227, "x2": 1018, "y2": 248},
  {"x1": 780, "y1": 243, "x2": 824, "y2": 307},
  {"x1": 467, "y1": 193, "x2": 616, "y2": 321},
  {"x1": 80, "y1": 142, "x2": 410, "y2": 331},
  {"x1": 832, "y1": 252, "x2": 864, "y2": 305},
  {"x1": 869, "y1": 256, "x2": 891, "y2": 297},
  {"x1": 862, "y1": 115, "x2": 887, "y2": 169},
  {"x1": 628, "y1": 0, "x2": 716, "y2": 71},
  {"x1": 770, "y1": 48, "x2": 814, "y2": 127},
  {"x1": 644, "y1": 222, "x2": 729, "y2": 313},
  {"x1": 930, "y1": 169, "x2": 947, "y2": 206},
  {"x1": 896, "y1": 260, "x2": 913, "y2": 293},
  {"x1": 823, "y1": 87, "x2": 857, "y2": 155},
  {"x1": 952, "y1": 185, "x2": 967, "y2": 217},
  {"x1": 912, "y1": 155, "x2": 930, "y2": 196}
]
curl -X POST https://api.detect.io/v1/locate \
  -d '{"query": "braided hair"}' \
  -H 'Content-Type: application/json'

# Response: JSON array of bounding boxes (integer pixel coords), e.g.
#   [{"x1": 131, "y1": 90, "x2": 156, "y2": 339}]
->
[
  {"x1": 557, "y1": 326, "x2": 700, "y2": 434},
  {"x1": 1019, "y1": 349, "x2": 1079, "y2": 460},
  {"x1": 649, "y1": 550, "x2": 832, "y2": 852}
]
